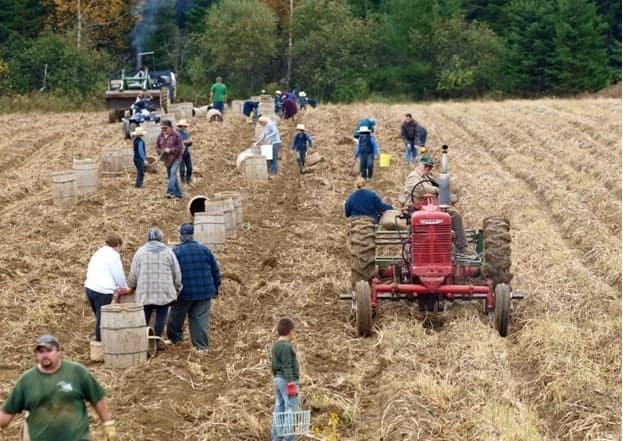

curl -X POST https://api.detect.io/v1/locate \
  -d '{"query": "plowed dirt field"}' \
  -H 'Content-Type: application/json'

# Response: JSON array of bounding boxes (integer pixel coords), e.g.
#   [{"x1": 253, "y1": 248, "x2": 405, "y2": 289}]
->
[{"x1": 0, "y1": 98, "x2": 620, "y2": 441}]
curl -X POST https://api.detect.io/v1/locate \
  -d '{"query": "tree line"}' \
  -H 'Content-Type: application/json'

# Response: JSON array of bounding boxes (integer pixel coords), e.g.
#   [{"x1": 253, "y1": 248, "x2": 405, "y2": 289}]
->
[{"x1": 0, "y1": 0, "x2": 619, "y2": 103}]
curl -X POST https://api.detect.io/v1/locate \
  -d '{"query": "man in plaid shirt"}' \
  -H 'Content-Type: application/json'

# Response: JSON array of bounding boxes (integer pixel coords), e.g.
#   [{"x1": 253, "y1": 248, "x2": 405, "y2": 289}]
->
[{"x1": 167, "y1": 223, "x2": 221, "y2": 351}]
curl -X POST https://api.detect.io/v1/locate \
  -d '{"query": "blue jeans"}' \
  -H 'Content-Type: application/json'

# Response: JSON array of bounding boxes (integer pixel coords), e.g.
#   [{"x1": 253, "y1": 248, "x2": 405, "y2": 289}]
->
[
  {"x1": 179, "y1": 148, "x2": 192, "y2": 183},
  {"x1": 134, "y1": 157, "x2": 145, "y2": 187},
  {"x1": 271, "y1": 376, "x2": 300, "y2": 441},
  {"x1": 144, "y1": 304, "x2": 169, "y2": 337},
  {"x1": 85, "y1": 288, "x2": 113, "y2": 341},
  {"x1": 213, "y1": 101, "x2": 225, "y2": 114},
  {"x1": 359, "y1": 153, "x2": 374, "y2": 179},
  {"x1": 269, "y1": 143, "x2": 281, "y2": 176},
  {"x1": 167, "y1": 299, "x2": 211, "y2": 350},
  {"x1": 404, "y1": 140, "x2": 418, "y2": 163},
  {"x1": 166, "y1": 159, "x2": 182, "y2": 197},
  {"x1": 295, "y1": 149, "x2": 306, "y2": 172}
]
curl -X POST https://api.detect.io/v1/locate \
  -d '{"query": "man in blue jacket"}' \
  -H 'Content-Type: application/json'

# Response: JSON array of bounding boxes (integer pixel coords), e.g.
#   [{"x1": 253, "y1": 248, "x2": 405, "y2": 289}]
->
[
  {"x1": 167, "y1": 223, "x2": 221, "y2": 351},
  {"x1": 345, "y1": 176, "x2": 392, "y2": 224}
]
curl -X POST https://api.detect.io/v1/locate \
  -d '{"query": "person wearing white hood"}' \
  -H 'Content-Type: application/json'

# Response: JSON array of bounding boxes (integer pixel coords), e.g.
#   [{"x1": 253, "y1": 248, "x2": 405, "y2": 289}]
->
[{"x1": 118, "y1": 227, "x2": 182, "y2": 337}]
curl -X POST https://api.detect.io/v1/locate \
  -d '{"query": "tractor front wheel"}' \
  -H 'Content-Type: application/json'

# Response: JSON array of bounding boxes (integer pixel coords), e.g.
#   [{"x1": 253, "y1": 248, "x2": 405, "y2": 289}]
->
[
  {"x1": 349, "y1": 216, "x2": 377, "y2": 289},
  {"x1": 355, "y1": 281, "x2": 372, "y2": 337},
  {"x1": 494, "y1": 283, "x2": 511, "y2": 337},
  {"x1": 482, "y1": 216, "x2": 512, "y2": 285}
]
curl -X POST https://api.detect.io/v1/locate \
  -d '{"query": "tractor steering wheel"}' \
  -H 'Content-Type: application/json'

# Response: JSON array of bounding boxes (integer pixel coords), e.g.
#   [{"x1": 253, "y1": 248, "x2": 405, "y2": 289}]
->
[{"x1": 409, "y1": 179, "x2": 436, "y2": 204}]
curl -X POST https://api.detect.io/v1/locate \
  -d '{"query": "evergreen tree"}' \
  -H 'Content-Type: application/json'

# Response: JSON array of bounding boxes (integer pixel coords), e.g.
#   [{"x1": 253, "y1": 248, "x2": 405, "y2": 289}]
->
[
  {"x1": 594, "y1": 0, "x2": 621, "y2": 82},
  {"x1": 552, "y1": 0, "x2": 609, "y2": 92},
  {"x1": 503, "y1": 0, "x2": 557, "y2": 94},
  {"x1": 462, "y1": 0, "x2": 511, "y2": 34},
  {"x1": 0, "y1": 0, "x2": 50, "y2": 44}
]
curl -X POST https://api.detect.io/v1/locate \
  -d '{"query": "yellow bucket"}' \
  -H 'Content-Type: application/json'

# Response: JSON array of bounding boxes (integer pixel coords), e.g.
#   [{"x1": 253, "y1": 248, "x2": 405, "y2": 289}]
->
[{"x1": 379, "y1": 153, "x2": 392, "y2": 168}]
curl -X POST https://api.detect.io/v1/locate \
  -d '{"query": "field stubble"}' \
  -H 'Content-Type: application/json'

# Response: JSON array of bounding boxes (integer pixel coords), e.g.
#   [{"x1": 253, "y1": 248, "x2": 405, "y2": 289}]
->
[{"x1": 0, "y1": 98, "x2": 619, "y2": 441}]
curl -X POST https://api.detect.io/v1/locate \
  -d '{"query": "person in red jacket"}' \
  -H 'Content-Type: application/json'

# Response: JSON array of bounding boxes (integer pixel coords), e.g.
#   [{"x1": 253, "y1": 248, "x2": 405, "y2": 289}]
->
[{"x1": 156, "y1": 119, "x2": 184, "y2": 199}]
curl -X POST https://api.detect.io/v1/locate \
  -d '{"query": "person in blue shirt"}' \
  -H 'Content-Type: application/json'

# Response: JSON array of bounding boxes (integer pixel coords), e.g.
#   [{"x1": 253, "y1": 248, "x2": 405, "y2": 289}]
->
[
  {"x1": 291, "y1": 124, "x2": 314, "y2": 174},
  {"x1": 273, "y1": 91, "x2": 283, "y2": 118},
  {"x1": 176, "y1": 120, "x2": 193, "y2": 184},
  {"x1": 254, "y1": 116, "x2": 282, "y2": 177},
  {"x1": 353, "y1": 117, "x2": 376, "y2": 138},
  {"x1": 132, "y1": 126, "x2": 147, "y2": 188},
  {"x1": 298, "y1": 91, "x2": 308, "y2": 111},
  {"x1": 345, "y1": 176, "x2": 393, "y2": 224},
  {"x1": 354, "y1": 126, "x2": 380, "y2": 180},
  {"x1": 243, "y1": 100, "x2": 260, "y2": 124},
  {"x1": 167, "y1": 223, "x2": 221, "y2": 351}
]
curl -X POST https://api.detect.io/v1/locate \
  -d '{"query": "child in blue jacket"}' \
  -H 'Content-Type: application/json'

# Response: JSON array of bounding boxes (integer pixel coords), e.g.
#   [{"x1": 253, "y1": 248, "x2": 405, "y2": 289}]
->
[
  {"x1": 291, "y1": 124, "x2": 313, "y2": 174},
  {"x1": 132, "y1": 126, "x2": 147, "y2": 188}
]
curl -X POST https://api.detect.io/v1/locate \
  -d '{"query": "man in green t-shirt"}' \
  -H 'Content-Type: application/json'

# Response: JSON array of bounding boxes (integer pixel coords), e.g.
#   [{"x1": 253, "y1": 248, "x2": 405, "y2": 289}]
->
[
  {"x1": 0, "y1": 335, "x2": 117, "y2": 441},
  {"x1": 210, "y1": 76, "x2": 228, "y2": 115}
]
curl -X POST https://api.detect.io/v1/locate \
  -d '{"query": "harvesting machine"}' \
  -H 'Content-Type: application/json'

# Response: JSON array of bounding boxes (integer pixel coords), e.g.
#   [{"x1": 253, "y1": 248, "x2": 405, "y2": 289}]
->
[{"x1": 342, "y1": 145, "x2": 524, "y2": 337}]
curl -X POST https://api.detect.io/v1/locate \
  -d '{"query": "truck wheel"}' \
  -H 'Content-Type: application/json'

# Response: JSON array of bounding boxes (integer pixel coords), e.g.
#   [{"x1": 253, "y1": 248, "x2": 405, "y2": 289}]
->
[
  {"x1": 354, "y1": 281, "x2": 372, "y2": 337},
  {"x1": 349, "y1": 216, "x2": 377, "y2": 289},
  {"x1": 482, "y1": 216, "x2": 512, "y2": 285},
  {"x1": 494, "y1": 283, "x2": 511, "y2": 337}
]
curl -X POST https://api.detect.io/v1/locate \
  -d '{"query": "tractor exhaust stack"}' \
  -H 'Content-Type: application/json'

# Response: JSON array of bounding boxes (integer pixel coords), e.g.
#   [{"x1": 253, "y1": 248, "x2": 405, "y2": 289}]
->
[{"x1": 438, "y1": 145, "x2": 451, "y2": 207}]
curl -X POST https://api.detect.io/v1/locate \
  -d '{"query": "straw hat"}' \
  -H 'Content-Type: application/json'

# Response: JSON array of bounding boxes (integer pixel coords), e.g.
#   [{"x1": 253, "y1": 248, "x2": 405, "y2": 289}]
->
[
  {"x1": 358, "y1": 125, "x2": 371, "y2": 133},
  {"x1": 275, "y1": 90, "x2": 281, "y2": 95},
  {"x1": 299, "y1": 91, "x2": 307, "y2": 97},
  {"x1": 176, "y1": 119, "x2": 189, "y2": 127},
  {"x1": 296, "y1": 124, "x2": 306, "y2": 131},
  {"x1": 258, "y1": 116, "x2": 270, "y2": 124},
  {"x1": 132, "y1": 127, "x2": 146, "y2": 137}
]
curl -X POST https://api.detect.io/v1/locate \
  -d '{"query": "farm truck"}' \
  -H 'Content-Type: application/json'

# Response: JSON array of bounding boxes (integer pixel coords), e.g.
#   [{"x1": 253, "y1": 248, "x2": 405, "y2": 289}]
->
[{"x1": 342, "y1": 145, "x2": 524, "y2": 337}]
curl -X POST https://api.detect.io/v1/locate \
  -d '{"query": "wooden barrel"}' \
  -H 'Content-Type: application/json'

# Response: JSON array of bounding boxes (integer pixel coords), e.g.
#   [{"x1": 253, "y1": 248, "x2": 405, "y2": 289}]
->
[
  {"x1": 194, "y1": 211, "x2": 226, "y2": 251},
  {"x1": 211, "y1": 196, "x2": 235, "y2": 239},
  {"x1": 170, "y1": 102, "x2": 193, "y2": 120},
  {"x1": 100, "y1": 303, "x2": 148, "y2": 368},
  {"x1": 101, "y1": 149, "x2": 125, "y2": 177},
  {"x1": 51, "y1": 171, "x2": 78, "y2": 209},
  {"x1": 236, "y1": 147, "x2": 260, "y2": 169},
  {"x1": 242, "y1": 155, "x2": 268, "y2": 181},
  {"x1": 145, "y1": 125, "x2": 160, "y2": 150},
  {"x1": 207, "y1": 109, "x2": 223, "y2": 122},
  {"x1": 72, "y1": 159, "x2": 97, "y2": 194},
  {"x1": 188, "y1": 194, "x2": 209, "y2": 217},
  {"x1": 119, "y1": 148, "x2": 133, "y2": 172},
  {"x1": 193, "y1": 106, "x2": 209, "y2": 117},
  {"x1": 215, "y1": 191, "x2": 242, "y2": 230},
  {"x1": 230, "y1": 100, "x2": 243, "y2": 114}
]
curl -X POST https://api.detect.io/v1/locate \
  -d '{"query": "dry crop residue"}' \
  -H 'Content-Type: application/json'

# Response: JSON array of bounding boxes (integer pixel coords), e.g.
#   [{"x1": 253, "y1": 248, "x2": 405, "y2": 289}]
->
[{"x1": 0, "y1": 99, "x2": 620, "y2": 441}]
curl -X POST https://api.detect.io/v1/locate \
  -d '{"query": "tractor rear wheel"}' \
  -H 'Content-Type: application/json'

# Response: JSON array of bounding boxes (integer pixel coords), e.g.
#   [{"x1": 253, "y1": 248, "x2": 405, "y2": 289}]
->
[
  {"x1": 494, "y1": 283, "x2": 511, "y2": 337},
  {"x1": 482, "y1": 216, "x2": 512, "y2": 285},
  {"x1": 108, "y1": 109, "x2": 119, "y2": 123},
  {"x1": 160, "y1": 87, "x2": 170, "y2": 114},
  {"x1": 349, "y1": 216, "x2": 377, "y2": 289},
  {"x1": 354, "y1": 281, "x2": 372, "y2": 337}
]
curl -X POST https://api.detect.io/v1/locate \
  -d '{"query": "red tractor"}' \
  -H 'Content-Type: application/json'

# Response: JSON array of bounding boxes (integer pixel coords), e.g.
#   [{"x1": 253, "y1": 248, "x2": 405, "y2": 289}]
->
[{"x1": 343, "y1": 145, "x2": 524, "y2": 337}]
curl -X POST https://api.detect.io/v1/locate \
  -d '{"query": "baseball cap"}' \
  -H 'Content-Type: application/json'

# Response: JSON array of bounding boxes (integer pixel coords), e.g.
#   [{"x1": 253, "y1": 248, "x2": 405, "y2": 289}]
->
[
  {"x1": 180, "y1": 223, "x2": 194, "y2": 236},
  {"x1": 35, "y1": 335, "x2": 60, "y2": 351}
]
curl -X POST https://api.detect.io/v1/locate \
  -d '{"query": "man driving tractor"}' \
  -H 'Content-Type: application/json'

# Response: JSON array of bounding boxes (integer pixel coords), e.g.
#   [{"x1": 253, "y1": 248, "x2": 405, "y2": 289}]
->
[{"x1": 399, "y1": 156, "x2": 473, "y2": 256}]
